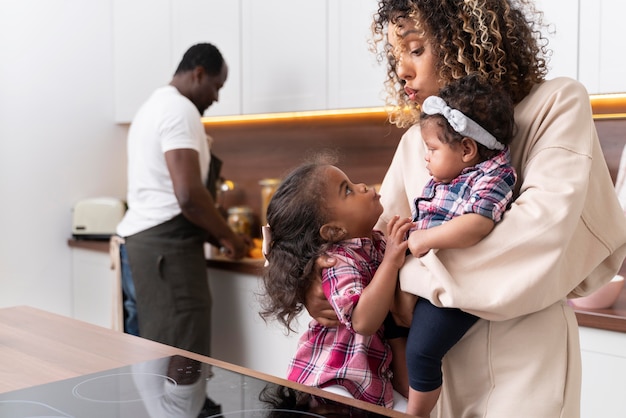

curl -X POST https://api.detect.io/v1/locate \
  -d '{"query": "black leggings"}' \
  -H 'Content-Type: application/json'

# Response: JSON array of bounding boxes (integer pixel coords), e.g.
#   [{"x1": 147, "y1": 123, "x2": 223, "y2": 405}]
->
[{"x1": 406, "y1": 297, "x2": 478, "y2": 392}]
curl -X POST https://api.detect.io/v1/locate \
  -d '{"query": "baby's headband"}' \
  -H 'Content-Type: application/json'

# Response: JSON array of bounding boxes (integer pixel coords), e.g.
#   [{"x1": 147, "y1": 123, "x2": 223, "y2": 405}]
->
[{"x1": 421, "y1": 96, "x2": 504, "y2": 151}]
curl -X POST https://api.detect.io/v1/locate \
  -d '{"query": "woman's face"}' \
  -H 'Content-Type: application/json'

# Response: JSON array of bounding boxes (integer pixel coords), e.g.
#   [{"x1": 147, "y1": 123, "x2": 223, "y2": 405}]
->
[{"x1": 388, "y1": 18, "x2": 442, "y2": 106}]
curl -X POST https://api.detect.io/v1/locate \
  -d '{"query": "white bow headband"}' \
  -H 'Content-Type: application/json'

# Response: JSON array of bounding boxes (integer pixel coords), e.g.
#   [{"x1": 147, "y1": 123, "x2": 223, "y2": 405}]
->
[{"x1": 421, "y1": 96, "x2": 504, "y2": 151}]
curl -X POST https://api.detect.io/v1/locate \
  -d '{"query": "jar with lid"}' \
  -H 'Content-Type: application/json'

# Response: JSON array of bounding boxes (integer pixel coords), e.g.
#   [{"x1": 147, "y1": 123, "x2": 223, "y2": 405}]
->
[
  {"x1": 259, "y1": 178, "x2": 281, "y2": 226},
  {"x1": 227, "y1": 206, "x2": 254, "y2": 237}
]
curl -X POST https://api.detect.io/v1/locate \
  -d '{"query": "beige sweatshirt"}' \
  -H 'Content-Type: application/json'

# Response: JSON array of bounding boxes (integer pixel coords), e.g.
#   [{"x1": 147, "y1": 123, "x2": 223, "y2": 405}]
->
[{"x1": 376, "y1": 77, "x2": 626, "y2": 417}]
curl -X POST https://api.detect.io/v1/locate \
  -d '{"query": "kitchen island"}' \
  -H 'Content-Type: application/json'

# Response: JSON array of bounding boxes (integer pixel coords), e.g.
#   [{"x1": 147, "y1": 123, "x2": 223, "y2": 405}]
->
[
  {"x1": 0, "y1": 306, "x2": 408, "y2": 417},
  {"x1": 67, "y1": 239, "x2": 626, "y2": 417}
]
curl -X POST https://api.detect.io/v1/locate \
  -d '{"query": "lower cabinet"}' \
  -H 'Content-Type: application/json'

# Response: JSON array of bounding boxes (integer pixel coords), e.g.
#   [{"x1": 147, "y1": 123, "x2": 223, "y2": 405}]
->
[
  {"x1": 579, "y1": 327, "x2": 626, "y2": 418},
  {"x1": 71, "y1": 248, "x2": 118, "y2": 329},
  {"x1": 208, "y1": 268, "x2": 310, "y2": 377}
]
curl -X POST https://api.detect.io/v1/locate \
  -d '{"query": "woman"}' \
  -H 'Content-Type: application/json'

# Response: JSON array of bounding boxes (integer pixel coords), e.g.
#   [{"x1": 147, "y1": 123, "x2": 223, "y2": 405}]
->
[{"x1": 307, "y1": 1, "x2": 626, "y2": 416}]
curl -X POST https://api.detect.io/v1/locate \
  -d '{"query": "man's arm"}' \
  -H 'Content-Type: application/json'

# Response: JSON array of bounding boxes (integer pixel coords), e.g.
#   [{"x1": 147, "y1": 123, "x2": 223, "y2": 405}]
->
[{"x1": 165, "y1": 148, "x2": 248, "y2": 259}]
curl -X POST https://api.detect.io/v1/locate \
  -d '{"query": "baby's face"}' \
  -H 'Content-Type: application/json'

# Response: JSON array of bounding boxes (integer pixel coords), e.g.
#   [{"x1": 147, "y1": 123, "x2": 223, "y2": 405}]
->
[{"x1": 421, "y1": 119, "x2": 469, "y2": 183}]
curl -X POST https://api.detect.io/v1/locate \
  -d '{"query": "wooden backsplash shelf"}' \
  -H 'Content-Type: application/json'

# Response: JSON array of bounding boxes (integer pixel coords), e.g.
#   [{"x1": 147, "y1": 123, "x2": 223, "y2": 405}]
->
[{"x1": 205, "y1": 111, "x2": 407, "y2": 219}]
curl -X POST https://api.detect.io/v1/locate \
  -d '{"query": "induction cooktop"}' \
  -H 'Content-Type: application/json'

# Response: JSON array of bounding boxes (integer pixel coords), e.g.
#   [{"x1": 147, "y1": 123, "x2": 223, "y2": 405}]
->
[{"x1": 0, "y1": 355, "x2": 393, "y2": 417}]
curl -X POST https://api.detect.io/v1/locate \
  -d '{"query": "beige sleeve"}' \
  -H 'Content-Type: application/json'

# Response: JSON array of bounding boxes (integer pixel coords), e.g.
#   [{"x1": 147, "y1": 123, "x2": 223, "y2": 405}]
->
[{"x1": 380, "y1": 77, "x2": 626, "y2": 321}]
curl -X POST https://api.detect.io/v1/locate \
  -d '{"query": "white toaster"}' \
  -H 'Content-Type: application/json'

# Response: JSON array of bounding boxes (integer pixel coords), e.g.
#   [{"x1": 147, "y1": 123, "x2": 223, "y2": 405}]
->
[{"x1": 72, "y1": 197, "x2": 126, "y2": 240}]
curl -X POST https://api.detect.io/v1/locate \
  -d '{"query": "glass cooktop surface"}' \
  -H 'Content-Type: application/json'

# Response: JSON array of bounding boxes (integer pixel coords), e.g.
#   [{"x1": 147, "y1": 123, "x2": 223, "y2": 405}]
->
[{"x1": 0, "y1": 355, "x2": 392, "y2": 417}]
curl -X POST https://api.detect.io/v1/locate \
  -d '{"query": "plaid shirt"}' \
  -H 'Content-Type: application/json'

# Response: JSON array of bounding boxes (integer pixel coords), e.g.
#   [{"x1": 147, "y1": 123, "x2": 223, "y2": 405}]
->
[
  {"x1": 412, "y1": 148, "x2": 516, "y2": 229},
  {"x1": 287, "y1": 230, "x2": 394, "y2": 408}
]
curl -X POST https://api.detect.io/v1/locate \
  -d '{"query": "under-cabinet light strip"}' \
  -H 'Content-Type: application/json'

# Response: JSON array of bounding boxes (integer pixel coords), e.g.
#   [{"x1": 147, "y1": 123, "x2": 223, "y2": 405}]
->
[{"x1": 202, "y1": 93, "x2": 626, "y2": 125}]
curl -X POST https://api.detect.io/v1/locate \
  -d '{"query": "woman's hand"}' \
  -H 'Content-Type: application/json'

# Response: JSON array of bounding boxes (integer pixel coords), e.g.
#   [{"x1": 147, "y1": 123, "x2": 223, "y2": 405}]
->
[{"x1": 304, "y1": 256, "x2": 340, "y2": 327}]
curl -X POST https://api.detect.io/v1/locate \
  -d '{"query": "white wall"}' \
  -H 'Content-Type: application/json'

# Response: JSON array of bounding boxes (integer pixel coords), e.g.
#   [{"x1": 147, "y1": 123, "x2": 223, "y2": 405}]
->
[{"x1": 0, "y1": 1, "x2": 127, "y2": 316}]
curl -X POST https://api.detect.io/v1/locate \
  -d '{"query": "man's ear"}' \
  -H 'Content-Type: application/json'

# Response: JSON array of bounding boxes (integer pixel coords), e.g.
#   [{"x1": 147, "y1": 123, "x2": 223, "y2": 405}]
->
[
  {"x1": 192, "y1": 65, "x2": 205, "y2": 83},
  {"x1": 320, "y1": 224, "x2": 347, "y2": 242},
  {"x1": 461, "y1": 137, "x2": 479, "y2": 162}
]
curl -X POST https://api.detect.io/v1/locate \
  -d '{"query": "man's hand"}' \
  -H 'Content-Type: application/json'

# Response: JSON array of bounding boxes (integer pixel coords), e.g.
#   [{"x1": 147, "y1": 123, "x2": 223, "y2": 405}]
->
[{"x1": 220, "y1": 233, "x2": 249, "y2": 260}]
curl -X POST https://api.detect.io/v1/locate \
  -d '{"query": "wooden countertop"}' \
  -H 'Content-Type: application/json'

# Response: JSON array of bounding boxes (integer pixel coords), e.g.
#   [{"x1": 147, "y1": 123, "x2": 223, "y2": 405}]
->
[
  {"x1": 68, "y1": 238, "x2": 626, "y2": 333},
  {"x1": 0, "y1": 306, "x2": 407, "y2": 417}
]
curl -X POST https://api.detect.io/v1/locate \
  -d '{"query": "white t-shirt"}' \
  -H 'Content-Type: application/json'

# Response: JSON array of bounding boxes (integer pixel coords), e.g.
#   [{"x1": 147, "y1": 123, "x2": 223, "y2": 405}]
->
[{"x1": 117, "y1": 85, "x2": 210, "y2": 237}]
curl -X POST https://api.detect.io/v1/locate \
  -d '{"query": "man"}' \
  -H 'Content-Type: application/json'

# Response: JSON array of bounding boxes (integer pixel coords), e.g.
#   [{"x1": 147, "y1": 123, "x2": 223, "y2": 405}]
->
[{"x1": 116, "y1": 43, "x2": 248, "y2": 356}]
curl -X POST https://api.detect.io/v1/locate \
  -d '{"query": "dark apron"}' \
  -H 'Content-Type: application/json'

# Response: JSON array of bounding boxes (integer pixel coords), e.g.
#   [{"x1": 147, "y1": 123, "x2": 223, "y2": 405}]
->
[{"x1": 123, "y1": 152, "x2": 223, "y2": 356}]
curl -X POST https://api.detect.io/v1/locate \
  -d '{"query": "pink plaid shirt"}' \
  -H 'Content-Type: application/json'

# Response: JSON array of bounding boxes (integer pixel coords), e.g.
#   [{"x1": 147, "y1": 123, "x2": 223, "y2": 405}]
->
[{"x1": 287, "y1": 231, "x2": 394, "y2": 407}]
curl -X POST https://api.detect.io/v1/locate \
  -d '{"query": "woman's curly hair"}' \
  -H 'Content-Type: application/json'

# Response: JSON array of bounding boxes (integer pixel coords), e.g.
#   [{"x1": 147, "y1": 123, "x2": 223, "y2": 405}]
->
[
  {"x1": 371, "y1": 0, "x2": 550, "y2": 128},
  {"x1": 258, "y1": 156, "x2": 337, "y2": 333}
]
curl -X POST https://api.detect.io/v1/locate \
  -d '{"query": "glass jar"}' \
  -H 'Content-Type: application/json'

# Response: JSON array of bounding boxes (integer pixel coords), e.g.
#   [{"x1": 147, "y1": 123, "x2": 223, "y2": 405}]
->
[
  {"x1": 259, "y1": 178, "x2": 281, "y2": 226},
  {"x1": 227, "y1": 206, "x2": 254, "y2": 237}
]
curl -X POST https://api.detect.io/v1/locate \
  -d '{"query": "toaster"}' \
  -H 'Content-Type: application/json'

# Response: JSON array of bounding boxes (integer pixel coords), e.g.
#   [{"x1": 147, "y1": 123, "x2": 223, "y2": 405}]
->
[{"x1": 72, "y1": 197, "x2": 126, "y2": 240}]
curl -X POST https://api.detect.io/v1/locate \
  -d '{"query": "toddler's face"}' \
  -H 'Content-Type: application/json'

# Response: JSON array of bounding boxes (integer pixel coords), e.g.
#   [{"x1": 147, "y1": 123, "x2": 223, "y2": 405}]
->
[{"x1": 321, "y1": 166, "x2": 383, "y2": 239}]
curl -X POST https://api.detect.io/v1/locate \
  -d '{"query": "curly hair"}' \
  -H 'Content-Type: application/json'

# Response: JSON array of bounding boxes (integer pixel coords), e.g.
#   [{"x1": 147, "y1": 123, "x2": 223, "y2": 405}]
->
[
  {"x1": 422, "y1": 74, "x2": 516, "y2": 160},
  {"x1": 259, "y1": 157, "x2": 337, "y2": 333},
  {"x1": 371, "y1": 0, "x2": 550, "y2": 128}
]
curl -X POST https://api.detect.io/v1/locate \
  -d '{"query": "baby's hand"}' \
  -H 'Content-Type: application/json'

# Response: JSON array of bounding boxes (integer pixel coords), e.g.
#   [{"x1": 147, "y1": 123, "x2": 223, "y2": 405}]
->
[
  {"x1": 407, "y1": 229, "x2": 430, "y2": 258},
  {"x1": 384, "y1": 215, "x2": 413, "y2": 269}
]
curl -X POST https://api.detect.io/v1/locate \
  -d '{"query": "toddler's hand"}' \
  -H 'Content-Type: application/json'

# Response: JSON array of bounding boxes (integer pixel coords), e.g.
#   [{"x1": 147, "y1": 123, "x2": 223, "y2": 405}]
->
[{"x1": 384, "y1": 215, "x2": 413, "y2": 269}]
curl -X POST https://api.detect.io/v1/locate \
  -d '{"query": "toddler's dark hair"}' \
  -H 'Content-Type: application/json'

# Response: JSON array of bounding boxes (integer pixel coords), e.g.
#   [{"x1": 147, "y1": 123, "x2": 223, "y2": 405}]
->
[
  {"x1": 259, "y1": 158, "x2": 336, "y2": 333},
  {"x1": 421, "y1": 74, "x2": 516, "y2": 161}
]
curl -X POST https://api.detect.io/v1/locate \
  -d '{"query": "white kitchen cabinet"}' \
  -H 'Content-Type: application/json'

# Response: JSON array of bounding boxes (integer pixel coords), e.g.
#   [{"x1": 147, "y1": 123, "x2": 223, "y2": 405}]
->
[
  {"x1": 535, "y1": 0, "x2": 579, "y2": 81},
  {"x1": 240, "y1": 0, "x2": 384, "y2": 113},
  {"x1": 208, "y1": 268, "x2": 309, "y2": 377},
  {"x1": 112, "y1": 0, "x2": 172, "y2": 123},
  {"x1": 171, "y1": 0, "x2": 242, "y2": 116},
  {"x1": 113, "y1": 0, "x2": 384, "y2": 120},
  {"x1": 579, "y1": 327, "x2": 626, "y2": 418},
  {"x1": 240, "y1": 0, "x2": 328, "y2": 114},
  {"x1": 113, "y1": 0, "x2": 625, "y2": 121},
  {"x1": 579, "y1": 0, "x2": 626, "y2": 94},
  {"x1": 71, "y1": 248, "x2": 118, "y2": 329},
  {"x1": 328, "y1": 0, "x2": 386, "y2": 109}
]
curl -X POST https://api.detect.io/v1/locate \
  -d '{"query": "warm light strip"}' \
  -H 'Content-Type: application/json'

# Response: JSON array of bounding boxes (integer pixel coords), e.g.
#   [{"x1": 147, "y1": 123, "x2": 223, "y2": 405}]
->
[
  {"x1": 201, "y1": 107, "x2": 387, "y2": 124},
  {"x1": 590, "y1": 93, "x2": 626, "y2": 120},
  {"x1": 201, "y1": 93, "x2": 626, "y2": 125}
]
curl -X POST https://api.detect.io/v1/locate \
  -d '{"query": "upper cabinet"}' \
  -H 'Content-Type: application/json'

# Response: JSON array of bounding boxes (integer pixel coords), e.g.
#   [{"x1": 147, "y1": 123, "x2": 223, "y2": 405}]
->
[
  {"x1": 113, "y1": 0, "x2": 624, "y2": 123},
  {"x1": 578, "y1": 0, "x2": 626, "y2": 94},
  {"x1": 113, "y1": 0, "x2": 242, "y2": 122},
  {"x1": 113, "y1": 0, "x2": 382, "y2": 122},
  {"x1": 328, "y1": 0, "x2": 386, "y2": 109},
  {"x1": 113, "y1": 0, "x2": 172, "y2": 123},
  {"x1": 240, "y1": 0, "x2": 328, "y2": 114},
  {"x1": 239, "y1": 0, "x2": 384, "y2": 114},
  {"x1": 539, "y1": 0, "x2": 626, "y2": 95},
  {"x1": 171, "y1": 0, "x2": 242, "y2": 116}
]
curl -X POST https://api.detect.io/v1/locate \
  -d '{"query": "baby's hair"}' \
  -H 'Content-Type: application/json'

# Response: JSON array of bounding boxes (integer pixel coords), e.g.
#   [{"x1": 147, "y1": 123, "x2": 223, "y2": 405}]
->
[
  {"x1": 259, "y1": 153, "x2": 338, "y2": 333},
  {"x1": 421, "y1": 74, "x2": 516, "y2": 161}
]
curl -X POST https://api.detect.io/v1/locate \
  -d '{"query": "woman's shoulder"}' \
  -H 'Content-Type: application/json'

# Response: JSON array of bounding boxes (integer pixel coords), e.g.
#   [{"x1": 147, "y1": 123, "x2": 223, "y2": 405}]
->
[
  {"x1": 522, "y1": 77, "x2": 590, "y2": 107},
  {"x1": 516, "y1": 77, "x2": 593, "y2": 124}
]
